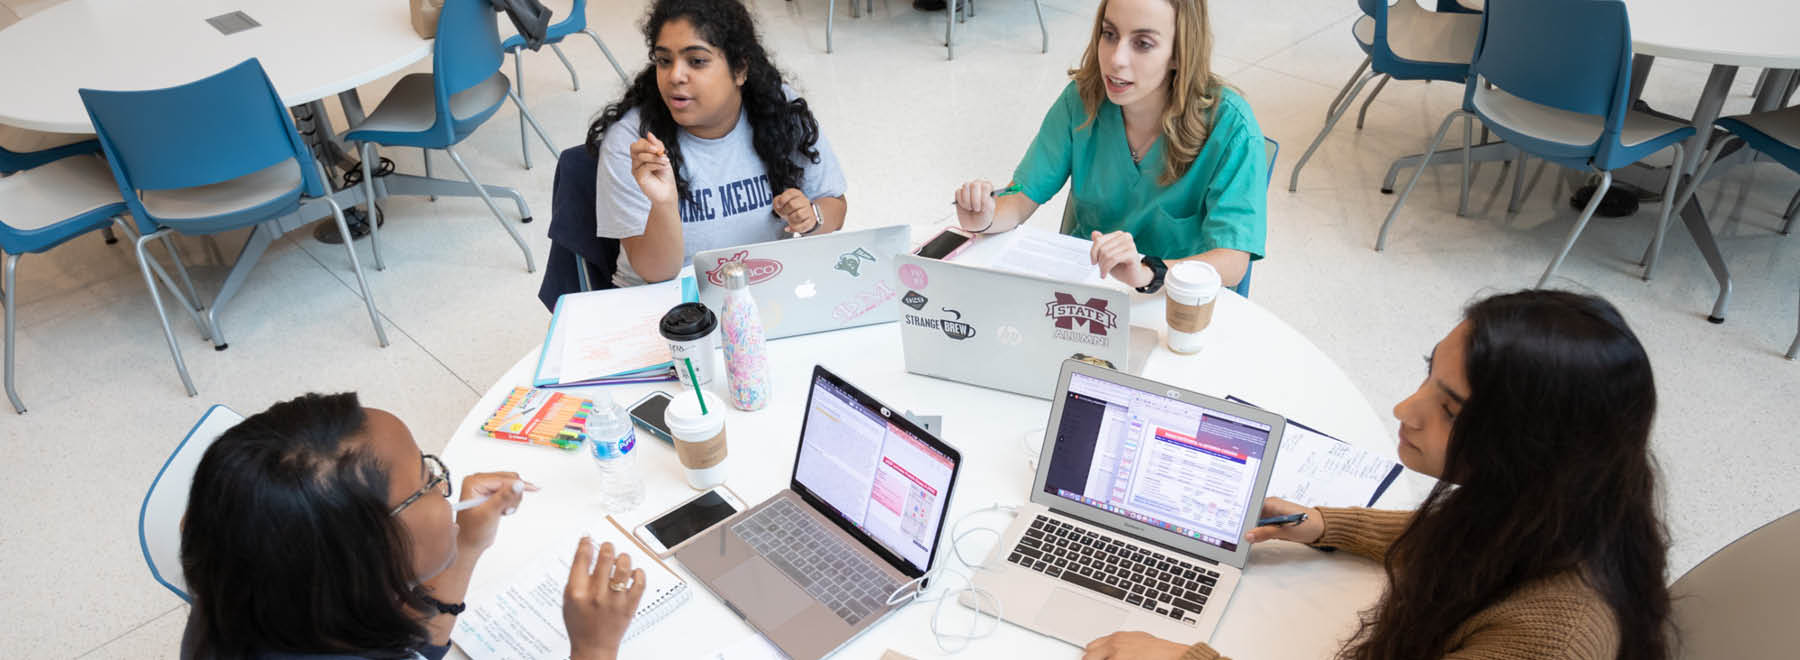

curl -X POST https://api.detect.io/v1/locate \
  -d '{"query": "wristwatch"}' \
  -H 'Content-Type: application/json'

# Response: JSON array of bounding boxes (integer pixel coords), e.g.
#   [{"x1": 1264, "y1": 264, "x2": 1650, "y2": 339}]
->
[{"x1": 1136, "y1": 256, "x2": 1168, "y2": 294}]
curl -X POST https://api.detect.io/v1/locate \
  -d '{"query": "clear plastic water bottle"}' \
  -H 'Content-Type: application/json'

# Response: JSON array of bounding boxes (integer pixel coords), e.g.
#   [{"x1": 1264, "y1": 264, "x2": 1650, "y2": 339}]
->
[{"x1": 585, "y1": 391, "x2": 644, "y2": 512}]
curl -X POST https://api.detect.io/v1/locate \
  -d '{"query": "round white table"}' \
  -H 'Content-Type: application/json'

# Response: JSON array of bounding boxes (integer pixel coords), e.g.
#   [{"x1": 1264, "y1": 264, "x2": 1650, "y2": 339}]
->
[
  {"x1": 0, "y1": 0, "x2": 429, "y2": 133},
  {"x1": 440, "y1": 276, "x2": 1429, "y2": 659}
]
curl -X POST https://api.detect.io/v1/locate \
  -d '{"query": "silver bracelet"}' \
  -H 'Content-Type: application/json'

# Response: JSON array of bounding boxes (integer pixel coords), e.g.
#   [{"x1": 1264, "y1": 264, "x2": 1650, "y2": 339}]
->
[{"x1": 804, "y1": 202, "x2": 825, "y2": 235}]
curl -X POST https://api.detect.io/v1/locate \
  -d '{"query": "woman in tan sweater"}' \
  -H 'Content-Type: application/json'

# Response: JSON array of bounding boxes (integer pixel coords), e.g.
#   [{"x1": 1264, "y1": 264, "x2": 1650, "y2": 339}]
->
[{"x1": 1085, "y1": 290, "x2": 1672, "y2": 660}]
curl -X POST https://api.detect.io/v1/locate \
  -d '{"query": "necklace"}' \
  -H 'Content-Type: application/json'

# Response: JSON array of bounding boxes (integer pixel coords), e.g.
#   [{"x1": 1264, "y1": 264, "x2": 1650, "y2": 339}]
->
[{"x1": 1128, "y1": 133, "x2": 1155, "y2": 165}]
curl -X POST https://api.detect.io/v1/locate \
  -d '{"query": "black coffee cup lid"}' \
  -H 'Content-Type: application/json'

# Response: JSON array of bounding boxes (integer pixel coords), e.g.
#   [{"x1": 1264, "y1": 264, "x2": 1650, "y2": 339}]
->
[{"x1": 660, "y1": 302, "x2": 718, "y2": 341}]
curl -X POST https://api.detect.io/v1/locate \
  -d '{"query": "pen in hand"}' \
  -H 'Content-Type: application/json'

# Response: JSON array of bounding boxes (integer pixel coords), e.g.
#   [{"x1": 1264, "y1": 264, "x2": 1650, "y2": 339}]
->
[
  {"x1": 949, "y1": 183, "x2": 1024, "y2": 205},
  {"x1": 1255, "y1": 513, "x2": 1308, "y2": 527}
]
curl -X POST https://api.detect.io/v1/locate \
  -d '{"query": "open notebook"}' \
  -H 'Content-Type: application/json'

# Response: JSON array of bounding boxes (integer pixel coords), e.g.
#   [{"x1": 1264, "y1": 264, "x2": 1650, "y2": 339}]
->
[{"x1": 453, "y1": 520, "x2": 690, "y2": 659}]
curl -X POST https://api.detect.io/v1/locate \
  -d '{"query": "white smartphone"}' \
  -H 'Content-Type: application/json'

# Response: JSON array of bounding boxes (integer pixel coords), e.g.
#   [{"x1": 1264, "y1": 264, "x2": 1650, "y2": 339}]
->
[{"x1": 631, "y1": 486, "x2": 748, "y2": 557}]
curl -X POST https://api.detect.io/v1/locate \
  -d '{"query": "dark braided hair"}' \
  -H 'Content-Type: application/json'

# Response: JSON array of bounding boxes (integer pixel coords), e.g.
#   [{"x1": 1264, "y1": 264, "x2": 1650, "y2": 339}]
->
[{"x1": 586, "y1": 0, "x2": 822, "y2": 204}]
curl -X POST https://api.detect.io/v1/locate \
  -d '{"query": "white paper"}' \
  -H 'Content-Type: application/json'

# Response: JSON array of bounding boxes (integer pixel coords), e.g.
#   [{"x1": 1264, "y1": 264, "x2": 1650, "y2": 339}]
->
[
  {"x1": 556, "y1": 281, "x2": 680, "y2": 384},
  {"x1": 1265, "y1": 423, "x2": 1401, "y2": 509},
  {"x1": 704, "y1": 633, "x2": 787, "y2": 660},
  {"x1": 985, "y1": 226, "x2": 1108, "y2": 285}
]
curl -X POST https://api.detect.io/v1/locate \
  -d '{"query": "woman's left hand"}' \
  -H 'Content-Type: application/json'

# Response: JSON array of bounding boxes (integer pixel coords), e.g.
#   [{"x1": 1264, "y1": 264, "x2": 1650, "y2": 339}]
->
[
  {"x1": 455, "y1": 472, "x2": 538, "y2": 554},
  {"x1": 1090, "y1": 231, "x2": 1153, "y2": 288},
  {"x1": 773, "y1": 188, "x2": 820, "y2": 234},
  {"x1": 1082, "y1": 631, "x2": 1193, "y2": 660}
]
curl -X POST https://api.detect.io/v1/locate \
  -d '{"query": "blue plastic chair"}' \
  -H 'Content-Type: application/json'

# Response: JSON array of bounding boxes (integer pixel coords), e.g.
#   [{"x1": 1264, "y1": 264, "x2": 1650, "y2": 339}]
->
[
  {"x1": 0, "y1": 149, "x2": 128, "y2": 413},
  {"x1": 503, "y1": 0, "x2": 628, "y2": 169},
  {"x1": 1289, "y1": 0, "x2": 1483, "y2": 192},
  {"x1": 0, "y1": 138, "x2": 102, "y2": 176},
  {"x1": 346, "y1": 0, "x2": 553, "y2": 274},
  {"x1": 1660, "y1": 107, "x2": 1800, "y2": 359},
  {"x1": 138, "y1": 403, "x2": 244, "y2": 602},
  {"x1": 80, "y1": 59, "x2": 388, "y2": 397},
  {"x1": 1378, "y1": 0, "x2": 1695, "y2": 288},
  {"x1": 1235, "y1": 136, "x2": 1280, "y2": 298}
]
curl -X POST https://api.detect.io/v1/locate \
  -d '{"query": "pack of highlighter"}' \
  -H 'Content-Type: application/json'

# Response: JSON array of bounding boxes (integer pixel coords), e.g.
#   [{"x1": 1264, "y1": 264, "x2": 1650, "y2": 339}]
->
[{"x1": 481, "y1": 387, "x2": 591, "y2": 450}]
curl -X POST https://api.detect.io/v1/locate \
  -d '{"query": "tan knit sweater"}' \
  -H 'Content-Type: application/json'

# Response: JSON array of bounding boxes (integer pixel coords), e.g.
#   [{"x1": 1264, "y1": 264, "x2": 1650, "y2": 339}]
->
[{"x1": 1180, "y1": 507, "x2": 1619, "y2": 660}]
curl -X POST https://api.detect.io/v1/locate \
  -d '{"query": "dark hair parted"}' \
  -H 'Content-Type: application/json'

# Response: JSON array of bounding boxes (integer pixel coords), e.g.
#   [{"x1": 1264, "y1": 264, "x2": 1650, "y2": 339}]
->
[
  {"x1": 585, "y1": 0, "x2": 821, "y2": 203},
  {"x1": 1342, "y1": 290, "x2": 1671, "y2": 660},
  {"x1": 180, "y1": 393, "x2": 431, "y2": 659}
]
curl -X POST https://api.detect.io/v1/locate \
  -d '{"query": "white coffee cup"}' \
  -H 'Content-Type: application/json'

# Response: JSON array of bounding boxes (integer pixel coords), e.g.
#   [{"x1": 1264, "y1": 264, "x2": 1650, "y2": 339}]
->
[
  {"x1": 1164, "y1": 261, "x2": 1222, "y2": 354},
  {"x1": 664, "y1": 391, "x2": 728, "y2": 489}
]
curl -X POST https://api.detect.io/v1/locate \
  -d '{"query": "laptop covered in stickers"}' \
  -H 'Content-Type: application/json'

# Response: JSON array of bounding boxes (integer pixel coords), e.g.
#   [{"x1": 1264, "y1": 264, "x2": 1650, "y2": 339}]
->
[{"x1": 691, "y1": 225, "x2": 910, "y2": 340}]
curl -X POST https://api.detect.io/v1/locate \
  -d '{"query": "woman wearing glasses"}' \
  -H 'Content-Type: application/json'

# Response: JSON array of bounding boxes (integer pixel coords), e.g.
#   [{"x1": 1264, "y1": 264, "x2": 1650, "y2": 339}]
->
[{"x1": 178, "y1": 393, "x2": 641, "y2": 660}]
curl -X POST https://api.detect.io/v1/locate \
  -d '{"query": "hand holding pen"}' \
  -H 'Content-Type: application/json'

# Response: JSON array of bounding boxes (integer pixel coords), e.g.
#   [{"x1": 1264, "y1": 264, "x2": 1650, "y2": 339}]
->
[
  {"x1": 951, "y1": 180, "x2": 1023, "y2": 234},
  {"x1": 1245, "y1": 497, "x2": 1325, "y2": 545}
]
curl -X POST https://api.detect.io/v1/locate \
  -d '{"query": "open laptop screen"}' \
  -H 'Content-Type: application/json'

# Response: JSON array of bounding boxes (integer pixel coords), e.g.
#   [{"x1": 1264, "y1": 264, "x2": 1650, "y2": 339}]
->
[
  {"x1": 1043, "y1": 372, "x2": 1273, "y2": 552},
  {"x1": 793, "y1": 371, "x2": 958, "y2": 574}
]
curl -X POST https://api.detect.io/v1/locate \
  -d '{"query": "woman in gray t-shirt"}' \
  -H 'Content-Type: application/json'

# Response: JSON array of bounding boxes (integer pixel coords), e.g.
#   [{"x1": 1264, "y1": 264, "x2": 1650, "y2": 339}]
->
[{"x1": 587, "y1": 0, "x2": 849, "y2": 287}]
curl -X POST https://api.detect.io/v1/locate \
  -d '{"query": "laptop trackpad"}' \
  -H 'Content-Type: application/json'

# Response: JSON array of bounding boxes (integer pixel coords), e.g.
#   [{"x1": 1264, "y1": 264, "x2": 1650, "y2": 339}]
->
[
  {"x1": 716, "y1": 558, "x2": 813, "y2": 629},
  {"x1": 1034, "y1": 588, "x2": 1128, "y2": 644}
]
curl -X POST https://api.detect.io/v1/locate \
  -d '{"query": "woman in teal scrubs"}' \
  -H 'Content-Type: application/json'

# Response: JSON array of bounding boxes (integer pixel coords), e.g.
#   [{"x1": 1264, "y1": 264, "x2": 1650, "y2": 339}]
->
[{"x1": 954, "y1": 0, "x2": 1265, "y2": 291}]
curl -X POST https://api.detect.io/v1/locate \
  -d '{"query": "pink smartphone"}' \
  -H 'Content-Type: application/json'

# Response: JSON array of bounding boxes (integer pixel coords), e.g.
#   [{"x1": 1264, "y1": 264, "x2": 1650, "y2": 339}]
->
[{"x1": 914, "y1": 228, "x2": 976, "y2": 260}]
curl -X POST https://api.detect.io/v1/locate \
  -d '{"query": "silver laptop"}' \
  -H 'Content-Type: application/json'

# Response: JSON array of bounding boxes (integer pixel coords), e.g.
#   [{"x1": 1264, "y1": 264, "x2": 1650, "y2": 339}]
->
[
  {"x1": 677, "y1": 365, "x2": 963, "y2": 660},
  {"x1": 894, "y1": 253, "x2": 1131, "y2": 399},
  {"x1": 961, "y1": 359, "x2": 1286, "y2": 647},
  {"x1": 692, "y1": 225, "x2": 910, "y2": 339}
]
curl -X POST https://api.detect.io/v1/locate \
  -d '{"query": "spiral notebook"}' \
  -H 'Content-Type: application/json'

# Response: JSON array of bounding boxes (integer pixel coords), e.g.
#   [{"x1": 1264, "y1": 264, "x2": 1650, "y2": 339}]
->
[{"x1": 452, "y1": 519, "x2": 690, "y2": 659}]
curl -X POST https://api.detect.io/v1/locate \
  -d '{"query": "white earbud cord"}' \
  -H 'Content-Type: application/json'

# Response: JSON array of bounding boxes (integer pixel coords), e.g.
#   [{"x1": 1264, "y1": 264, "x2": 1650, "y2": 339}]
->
[{"x1": 883, "y1": 503, "x2": 1018, "y2": 653}]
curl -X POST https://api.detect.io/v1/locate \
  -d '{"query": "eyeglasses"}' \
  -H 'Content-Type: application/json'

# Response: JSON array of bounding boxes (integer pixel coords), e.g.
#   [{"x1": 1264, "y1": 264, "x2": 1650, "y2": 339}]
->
[{"x1": 390, "y1": 454, "x2": 452, "y2": 516}]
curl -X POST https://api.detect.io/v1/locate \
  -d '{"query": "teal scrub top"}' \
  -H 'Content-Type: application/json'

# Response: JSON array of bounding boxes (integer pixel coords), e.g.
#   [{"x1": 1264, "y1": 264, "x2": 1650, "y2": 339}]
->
[{"x1": 1012, "y1": 82, "x2": 1267, "y2": 262}]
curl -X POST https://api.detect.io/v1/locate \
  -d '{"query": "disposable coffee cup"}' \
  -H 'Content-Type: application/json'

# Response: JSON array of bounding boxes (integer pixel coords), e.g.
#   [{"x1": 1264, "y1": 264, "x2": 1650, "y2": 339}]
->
[
  {"x1": 1164, "y1": 261, "x2": 1221, "y2": 354},
  {"x1": 660, "y1": 302, "x2": 718, "y2": 386},
  {"x1": 665, "y1": 391, "x2": 729, "y2": 489}
]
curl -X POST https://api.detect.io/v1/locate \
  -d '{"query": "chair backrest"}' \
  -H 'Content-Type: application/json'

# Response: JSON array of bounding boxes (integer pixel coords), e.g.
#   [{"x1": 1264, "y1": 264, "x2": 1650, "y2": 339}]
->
[
  {"x1": 434, "y1": 0, "x2": 508, "y2": 138},
  {"x1": 552, "y1": 0, "x2": 589, "y2": 36},
  {"x1": 1669, "y1": 509, "x2": 1800, "y2": 658},
  {"x1": 1235, "y1": 137, "x2": 1278, "y2": 298},
  {"x1": 79, "y1": 59, "x2": 322, "y2": 233},
  {"x1": 1463, "y1": 0, "x2": 1632, "y2": 161},
  {"x1": 138, "y1": 404, "x2": 245, "y2": 603}
]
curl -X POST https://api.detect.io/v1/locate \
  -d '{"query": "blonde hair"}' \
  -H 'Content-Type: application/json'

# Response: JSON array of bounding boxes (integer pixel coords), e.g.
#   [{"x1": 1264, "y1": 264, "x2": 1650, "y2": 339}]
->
[{"x1": 1071, "y1": 0, "x2": 1223, "y2": 186}]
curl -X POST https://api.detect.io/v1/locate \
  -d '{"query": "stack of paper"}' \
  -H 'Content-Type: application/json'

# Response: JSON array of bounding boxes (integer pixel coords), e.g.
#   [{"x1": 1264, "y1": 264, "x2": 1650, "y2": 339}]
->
[
  {"x1": 1229, "y1": 396, "x2": 1405, "y2": 509},
  {"x1": 533, "y1": 278, "x2": 696, "y2": 388},
  {"x1": 955, "y1": 224, "x2": 1109, "y2": 286}
]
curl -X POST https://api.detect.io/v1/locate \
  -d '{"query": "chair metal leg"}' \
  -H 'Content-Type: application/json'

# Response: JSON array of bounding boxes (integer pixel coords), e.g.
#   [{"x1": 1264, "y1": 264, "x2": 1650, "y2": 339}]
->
[
  {"x1": 550, "y1": 43, "x2": 580, "y2": 91},
  {"x1": 364, "y1": 143, "x2": 386, "y2": 271},
  {"x1": 443, "y1": 147, "x2": 537, "y2": 273},
  {"x1": 1355, "y1": 75, "x2": 1389, "y2": 130},
  {"x1": 507, "y1": 89, "x2": 561, "y2": 162},
  {"x1": 3, "y1": 253, "x2": 22, "y2": 413},
  {"x1": 1539, "y1": 170, "x2": 1612, "y2": 288},
  {"x1": 945, "y1": 0, "x2": 955, "y2": 60},
  {"x1": 828, "y1": 0, "x2": 836, "y2": 54},
  {"x1": 1781, "y1": 188, "x2": 1799, "y2": 234},
  {"x1": 1647, "y1": 139, "x2": 1725, "y2": 277},
  {"x1": 1291, "y1": 69, "x2": 1381, "y2": 192},
  {"x1": 1507, "y1": 153, "x2": 1529, "y2": 213},
  {"x1": 515, "y1": 54, "x2": 532, "y2": 170},
  {"x1": 1788, "y1": 291, "x2": 1799, "y2": 360},
  {"x1": 421, "y1": 148, "x2": 436, "y2": 201},
  {"x1": 158, "y1": 234, "x2": 204, "y2": 313},
  {"x1": 1033, "y1": 0, "x2": 1047, "y2": 53},
  {"x1": 1326, "y1": 57, "x2": 1371, "y2": 122},
  {"x1": 133, "y1": 231, "x2": 198, "y2": 397},
  {"x1": 324, "y1": 197, "x2": 389, "y2": 347},
  {"x1": 581, "y1": 29, "x2": 629, "y2": 83},
  {"x1": 1642, "y1": 143, "x2": 1685, "y2": 281},
  {"x1": 1377, "y1": 110, "x2": 1464, "y2": 251},
  {"x1": 1457, "y1": 114, "x2": 1474, "y2": 217}
]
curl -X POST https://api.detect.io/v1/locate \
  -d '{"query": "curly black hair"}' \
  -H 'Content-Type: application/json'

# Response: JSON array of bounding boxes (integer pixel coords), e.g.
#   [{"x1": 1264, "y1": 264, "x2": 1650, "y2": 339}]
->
[{"x1": 587, "y1": 0, "x2": 822, "y2": 204}]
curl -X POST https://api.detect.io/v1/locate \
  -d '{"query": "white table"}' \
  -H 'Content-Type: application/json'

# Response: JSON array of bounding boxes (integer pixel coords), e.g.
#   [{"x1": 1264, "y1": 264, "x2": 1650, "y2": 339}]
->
[
  {"x1": 440, "y1": 259, "x2": 1428, "y2": 659},
  {"x1": 1382, "y1": 0, "x2": 1800, "y2": 323},
  {"x1": 0, "y1": 0, "x2": 537, "y2": 350}
]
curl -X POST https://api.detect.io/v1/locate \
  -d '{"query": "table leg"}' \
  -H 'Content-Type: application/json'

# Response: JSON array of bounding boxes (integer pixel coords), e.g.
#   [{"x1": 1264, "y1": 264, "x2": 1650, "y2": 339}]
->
[{"x1": 1674, "y1": 65, "x2": 1739, "y2": 322}]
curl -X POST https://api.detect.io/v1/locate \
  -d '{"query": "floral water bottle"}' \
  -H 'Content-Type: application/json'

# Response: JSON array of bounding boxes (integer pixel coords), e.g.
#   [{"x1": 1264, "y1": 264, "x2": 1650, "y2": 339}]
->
[{"x1": 718, "y1": 262, "x2": 770, "y2": 410}]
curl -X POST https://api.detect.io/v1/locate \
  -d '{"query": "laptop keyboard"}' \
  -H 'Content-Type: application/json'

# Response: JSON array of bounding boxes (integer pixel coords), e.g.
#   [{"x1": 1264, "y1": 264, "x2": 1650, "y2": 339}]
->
[
  {"x1": 733, "y1": 499, "x2": 899, "y2": 626},
  {"x1": 1007, "y1": 515, "x2": 1220, "y2": 626}
]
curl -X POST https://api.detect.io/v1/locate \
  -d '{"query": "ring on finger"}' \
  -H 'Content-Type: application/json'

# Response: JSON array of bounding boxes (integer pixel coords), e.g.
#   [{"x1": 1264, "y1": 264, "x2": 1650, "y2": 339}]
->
[{"x1": 609, "y1": 580, "x2": 630, "y2": 592}]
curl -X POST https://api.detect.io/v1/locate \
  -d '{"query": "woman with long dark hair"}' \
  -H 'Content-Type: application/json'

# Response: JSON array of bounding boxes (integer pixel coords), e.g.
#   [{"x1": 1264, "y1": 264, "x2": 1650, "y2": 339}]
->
[
  {"x1": 589, "y1": 0, "x2": 847, "y2": 287},
  {"x1": 179, "y1": 393, "x2": 643, "y2": 660},
  {"x1": 1085, "y1": 290, "x2": 1672, "y2": 660}
]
